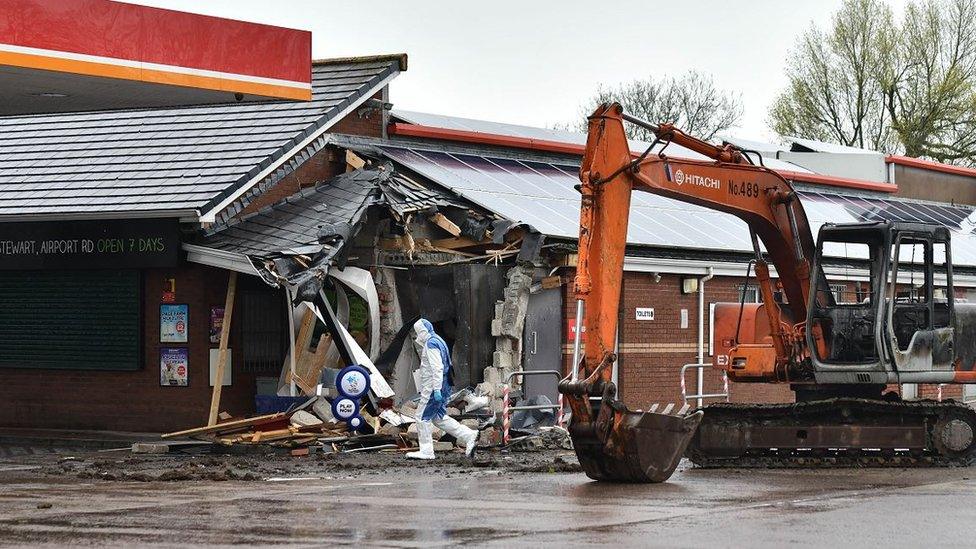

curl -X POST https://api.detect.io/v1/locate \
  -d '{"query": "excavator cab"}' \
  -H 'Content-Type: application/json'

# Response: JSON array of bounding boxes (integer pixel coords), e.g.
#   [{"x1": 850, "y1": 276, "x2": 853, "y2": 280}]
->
[{"x1": 807, "y1": 221, "x2": 956, "y2": 385}]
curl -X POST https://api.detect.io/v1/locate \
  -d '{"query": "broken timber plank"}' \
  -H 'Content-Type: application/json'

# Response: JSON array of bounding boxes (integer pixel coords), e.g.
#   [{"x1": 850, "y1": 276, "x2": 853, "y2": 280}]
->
[
  {"x1": 346, "y1": 149, "x2": 366, "y2": 171},
  {"x1": 429, "y1": 236, "x2": 490, "y2": 249},
  {"x1": 208, "y1": 271, "x2": 238, "y2": 426},
  {"x1": 161, "y1": 413, "x2": 285, "y2": 439},
  {"x1": 428, "y1": 213, "x2": 461, "y2": 237}
]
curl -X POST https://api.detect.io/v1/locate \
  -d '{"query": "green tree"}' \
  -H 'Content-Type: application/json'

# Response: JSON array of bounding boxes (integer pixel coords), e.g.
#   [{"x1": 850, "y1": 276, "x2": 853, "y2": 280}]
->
[
  {"x1": 769, "y1": 0, "x2": 895, "y2": 151},
  {"x1": 883, "y1": 0, "x2": 976, "y2": 161},
  {"x1": 771, "y1": 0, "x2": 976, "y2": 164}
]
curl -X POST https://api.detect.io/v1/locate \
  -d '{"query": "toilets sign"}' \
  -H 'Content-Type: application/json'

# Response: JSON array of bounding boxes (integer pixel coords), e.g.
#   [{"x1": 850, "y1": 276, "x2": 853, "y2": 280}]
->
[
  {"x1": 635, "y1": 307, "x2": 655, "y2": 321},
  {"x1": 0, "y1": 219, "x2": 179, "y2": 269}
]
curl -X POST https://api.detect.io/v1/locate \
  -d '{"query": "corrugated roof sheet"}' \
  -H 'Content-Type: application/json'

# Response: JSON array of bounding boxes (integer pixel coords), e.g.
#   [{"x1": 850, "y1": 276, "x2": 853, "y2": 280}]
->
[
  {"x1": 379, "y1": 145, "x2": 976, "y2": 268},
  {"x1": 0, "y1": 57, "x2": 403, "y2": 219},
  {"x1": 391, "y1": 109, "x2": 812, "y2": 174}
]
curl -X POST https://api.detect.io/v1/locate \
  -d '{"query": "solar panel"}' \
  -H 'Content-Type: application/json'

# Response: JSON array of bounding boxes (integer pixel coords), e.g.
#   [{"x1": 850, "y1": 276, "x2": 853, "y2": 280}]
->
[{"x1": 381, "y1": 146, "x2": 976, "y2": 268}]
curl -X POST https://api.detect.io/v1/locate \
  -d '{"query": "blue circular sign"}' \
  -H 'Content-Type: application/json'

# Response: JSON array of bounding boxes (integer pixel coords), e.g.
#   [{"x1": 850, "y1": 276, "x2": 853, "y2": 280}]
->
[
  {"x1": 331, "y1": 397, "x2": 360, "y2": 421},
  {"x1": 336, "y1": 365, "x2": 371, "y2": 399}
]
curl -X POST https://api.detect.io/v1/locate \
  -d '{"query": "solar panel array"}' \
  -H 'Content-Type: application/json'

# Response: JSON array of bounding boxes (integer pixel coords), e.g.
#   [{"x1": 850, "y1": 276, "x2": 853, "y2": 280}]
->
[{"x1": 380, "y1": 146, "x2": 976, "y2": 267}]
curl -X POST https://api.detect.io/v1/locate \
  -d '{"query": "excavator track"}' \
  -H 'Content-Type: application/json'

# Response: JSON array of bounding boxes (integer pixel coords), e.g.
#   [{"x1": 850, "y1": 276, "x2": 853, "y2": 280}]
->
[{"x1": 685, "y1": 398, "x2": 976, "y2": 468}]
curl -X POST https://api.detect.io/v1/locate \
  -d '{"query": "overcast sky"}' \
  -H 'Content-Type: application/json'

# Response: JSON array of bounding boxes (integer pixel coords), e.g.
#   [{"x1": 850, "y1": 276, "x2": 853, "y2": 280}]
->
[{"x1": 133, "y1": 0, "x2": 909, "y2": 141}]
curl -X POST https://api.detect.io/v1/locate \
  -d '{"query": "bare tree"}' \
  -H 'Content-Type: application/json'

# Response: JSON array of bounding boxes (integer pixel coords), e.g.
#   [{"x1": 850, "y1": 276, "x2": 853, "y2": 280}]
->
[
  {"x1": 772, "y1": 0, "x2": 976, "y2": 164},
  {"x1": 768, "y1": 0, "x2": 896, "y2": 151},
  {"x1": 573, "y1": 71, "x2": 743, "y2": 141}
]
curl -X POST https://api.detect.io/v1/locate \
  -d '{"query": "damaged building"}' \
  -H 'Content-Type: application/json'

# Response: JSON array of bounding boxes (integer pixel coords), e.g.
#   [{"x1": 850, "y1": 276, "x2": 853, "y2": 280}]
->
[{"x1": 5, "y1": 51, "x2": 976, "y2": 434}]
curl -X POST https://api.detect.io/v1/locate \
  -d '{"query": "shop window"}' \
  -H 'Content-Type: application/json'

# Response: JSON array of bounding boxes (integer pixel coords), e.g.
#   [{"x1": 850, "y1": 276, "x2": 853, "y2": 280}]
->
[{"x1": 737, "y1": 284, "x2": 760, "y2": 303}]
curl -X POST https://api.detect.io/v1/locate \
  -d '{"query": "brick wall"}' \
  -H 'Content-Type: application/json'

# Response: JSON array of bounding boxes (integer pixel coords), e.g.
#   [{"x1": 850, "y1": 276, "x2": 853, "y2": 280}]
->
[
  {"x1": 236, "y1": 90, "x2": 387, "y2": 218},
  {"x1": 558, "y1": 266, "x2": 970, "y2": 407},
  {"x1": 330, "y1": 90, "x2": 386, "y2": 138},
  {"x1": 560, "y1": 270, "x2": 793, "y2": 408},
  {"x1": 0, "y1": 263, "x2": 264, "y2": 432}
]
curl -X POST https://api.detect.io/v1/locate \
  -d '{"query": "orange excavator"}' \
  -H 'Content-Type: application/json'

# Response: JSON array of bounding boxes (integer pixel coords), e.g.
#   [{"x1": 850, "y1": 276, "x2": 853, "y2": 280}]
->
[{"x1": 558, "y1": 103, "x2": 976, "y2": 482}]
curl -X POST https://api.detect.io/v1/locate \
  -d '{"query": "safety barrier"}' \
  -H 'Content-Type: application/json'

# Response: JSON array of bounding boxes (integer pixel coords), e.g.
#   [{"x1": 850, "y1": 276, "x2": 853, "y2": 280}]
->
[
  {"x1": 501, "y1": 369, "x2": 563, "y2": 444},
  {"x1": 680, "y1": 363, "x2": 729, "y2": 408}
]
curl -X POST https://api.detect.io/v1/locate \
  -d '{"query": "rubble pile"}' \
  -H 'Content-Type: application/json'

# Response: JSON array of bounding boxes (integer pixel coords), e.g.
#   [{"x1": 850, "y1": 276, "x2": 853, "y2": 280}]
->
[{"x1": 160, "y1": 390, "x2": 497, "y2": 456}]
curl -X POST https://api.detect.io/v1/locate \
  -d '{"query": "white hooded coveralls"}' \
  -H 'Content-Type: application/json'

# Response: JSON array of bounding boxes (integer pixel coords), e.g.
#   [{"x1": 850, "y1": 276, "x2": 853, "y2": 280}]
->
[{"x1": 409, "y1": 319, "x2": 476, "y2": 459}]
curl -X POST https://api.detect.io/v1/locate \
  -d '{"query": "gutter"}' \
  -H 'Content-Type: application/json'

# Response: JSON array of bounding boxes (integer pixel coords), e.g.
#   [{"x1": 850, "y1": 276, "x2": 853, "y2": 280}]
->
[
  {"x1": 389, "y1": 123, "x2": 899, "y2": 194},
  {"x1": 182, "y1": 243, "x2": 261, "y2": 277},
  {"x1": 0, "y1": 208, "x2": 200, "y2": 223}
]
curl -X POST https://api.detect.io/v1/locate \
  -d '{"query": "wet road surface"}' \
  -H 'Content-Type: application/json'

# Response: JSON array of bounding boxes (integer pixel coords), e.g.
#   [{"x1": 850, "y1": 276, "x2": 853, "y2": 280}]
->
[{"x1": 1, "y1": 451, "x2": 974, "y2": 547}]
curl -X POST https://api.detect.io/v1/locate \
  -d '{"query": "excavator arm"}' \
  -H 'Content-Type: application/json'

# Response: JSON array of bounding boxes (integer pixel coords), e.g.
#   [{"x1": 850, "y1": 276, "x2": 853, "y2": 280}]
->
[
  {"x1": 575, "y1": 103, "x2": 817, "y2": 384},
  {"x1": 559, "y1": 103, "x2": 819, "y2": 482}
]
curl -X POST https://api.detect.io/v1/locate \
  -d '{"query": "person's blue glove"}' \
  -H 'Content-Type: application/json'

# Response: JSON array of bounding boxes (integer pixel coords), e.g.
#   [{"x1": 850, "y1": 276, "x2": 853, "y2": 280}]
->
[{"x1": 432, "y1": 389, "x2": 443, "y2": 403}]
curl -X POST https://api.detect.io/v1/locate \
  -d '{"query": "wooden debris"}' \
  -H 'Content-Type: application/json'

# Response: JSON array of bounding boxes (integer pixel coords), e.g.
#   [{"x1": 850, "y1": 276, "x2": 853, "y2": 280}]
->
[
  {"x1": 346, "y1": 149, "x2": 366, "y2": 171},
  {"x1": 161, "y1": 413, "x2": 286, "y2": 439},
  {"x1": 208, "y1": 271, "x2": 238, "y2": 426},
  {"x1": 428, "y1": 212, "x2": 461, "y2": 236},
  {"x1": 540, "y1": 275, "x2": 562, "y2": 290}
]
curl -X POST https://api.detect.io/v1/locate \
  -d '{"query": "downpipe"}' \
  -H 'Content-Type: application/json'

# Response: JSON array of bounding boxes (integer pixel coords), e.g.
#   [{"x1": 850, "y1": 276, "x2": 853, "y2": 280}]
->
[
  {"x1": 697, "y1": 267, "x2": 714, "y2": 409},
  {"x1": 571, "y1": 299, "x2": 584, "y2": 381}
]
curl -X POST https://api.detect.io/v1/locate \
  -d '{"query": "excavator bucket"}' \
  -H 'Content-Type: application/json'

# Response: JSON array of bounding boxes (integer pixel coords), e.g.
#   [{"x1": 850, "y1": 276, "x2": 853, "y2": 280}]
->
[{"x1": 559, "y1": 371, "x2": 703, "y2": 483}]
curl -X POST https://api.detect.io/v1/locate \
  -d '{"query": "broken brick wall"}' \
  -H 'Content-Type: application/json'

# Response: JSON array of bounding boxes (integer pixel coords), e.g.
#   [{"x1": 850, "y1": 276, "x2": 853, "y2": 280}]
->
[
  {"x1": 0, "y1": 264, "x2": 263, "y2": 432},
  {"x1": 234, "y1": 89, "x2": 388, "y2": 219}
]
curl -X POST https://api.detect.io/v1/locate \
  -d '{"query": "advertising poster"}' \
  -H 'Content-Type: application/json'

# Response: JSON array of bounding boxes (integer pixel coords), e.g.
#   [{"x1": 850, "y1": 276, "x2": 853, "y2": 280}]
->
[
  {"x1": 209, "y1": 306, "x2": 224, "y2": 344},
  {"x1": 160, "y1": 347, "x2": 189, "y2": 386},
  {"x1": 162, "y1": 277, "x2": 176, "y2": 303},
  {"x1": 160, "y1": 304, "x2": 188, "y2": 343}
]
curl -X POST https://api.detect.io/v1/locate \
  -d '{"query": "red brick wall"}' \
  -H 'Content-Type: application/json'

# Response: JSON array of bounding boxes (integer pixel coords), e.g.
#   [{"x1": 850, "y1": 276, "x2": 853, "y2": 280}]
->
[
  {"x1": 0, "y1": 263, "x2": 264, "y2": 433},
  {"x1": 330, "y1": 90, "x2": 386, "y2": 138},
  {"x1": 237, "y1": 148, "x2": 346, "y2": 217},
  {"x1": 236, "y1": 90, "x2": 386, "y2": 218},
  {"x1": 557, "y1": 267, "x2": 971, "y2": 407},
  {"x1": 560, "y1": 269, "x2": 793, "y2": 409}
]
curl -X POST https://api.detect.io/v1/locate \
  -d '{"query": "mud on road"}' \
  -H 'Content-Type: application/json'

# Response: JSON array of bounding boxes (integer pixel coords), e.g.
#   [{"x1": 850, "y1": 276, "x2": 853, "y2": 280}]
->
[{"x1": 37, "y1": 447, "x2": 582, "y2": 483}]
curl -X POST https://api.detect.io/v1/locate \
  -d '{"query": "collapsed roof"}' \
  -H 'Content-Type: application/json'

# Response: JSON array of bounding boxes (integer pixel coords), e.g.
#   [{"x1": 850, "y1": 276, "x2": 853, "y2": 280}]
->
[{"x1": 188, "y1": 162, "x2": 474, "y2": 287}]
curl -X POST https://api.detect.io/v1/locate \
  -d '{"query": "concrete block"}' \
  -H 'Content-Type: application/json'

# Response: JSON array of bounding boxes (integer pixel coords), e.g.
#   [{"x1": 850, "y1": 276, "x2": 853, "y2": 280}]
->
[
  {"x1": 290, "y1": 410, "x2": 323, "y2": 427},
  {"x1": 311, "y1": 397, "x2": 335, "y2": 423},
  {"x1": 490, "y1": 319, "x2": 503, "y2": 337},
  {"x1": 497, "y1": 338, "x2": 513, "y2": 352},
  {"x1": 131, "y1": 443, "x2": 169, "y2": 454},
  {"x1": 478, "y1": 427, "x2": 501, "y2": 446},
  {"x1": 492, "y1": 351, "x2": 513, "y2": 369}
]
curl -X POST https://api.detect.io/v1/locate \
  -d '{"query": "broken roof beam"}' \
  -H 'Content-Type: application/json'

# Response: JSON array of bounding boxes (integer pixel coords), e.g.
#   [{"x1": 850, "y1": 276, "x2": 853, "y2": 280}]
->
[{"x1": 428, "y1": 212, "x2": 462, "y2": 237}]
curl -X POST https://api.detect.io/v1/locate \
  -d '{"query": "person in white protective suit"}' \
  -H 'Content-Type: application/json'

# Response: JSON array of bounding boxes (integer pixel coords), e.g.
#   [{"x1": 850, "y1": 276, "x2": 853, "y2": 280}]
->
[{"x1": 406, "y1": 318, "x2": 479, "y2": 460}]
